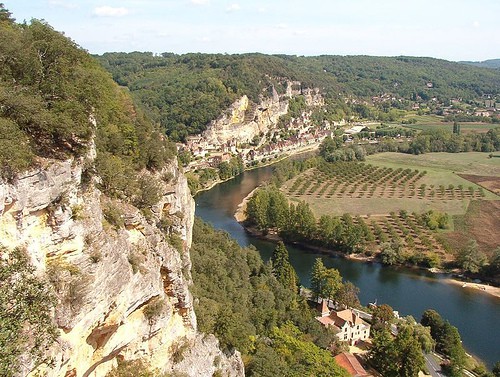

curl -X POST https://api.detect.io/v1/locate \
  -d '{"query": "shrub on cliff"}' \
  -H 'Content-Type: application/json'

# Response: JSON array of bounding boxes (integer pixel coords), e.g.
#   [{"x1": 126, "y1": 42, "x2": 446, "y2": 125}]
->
[{"x1": 0, "y1": 247, "x2": 58, "y2": 375}]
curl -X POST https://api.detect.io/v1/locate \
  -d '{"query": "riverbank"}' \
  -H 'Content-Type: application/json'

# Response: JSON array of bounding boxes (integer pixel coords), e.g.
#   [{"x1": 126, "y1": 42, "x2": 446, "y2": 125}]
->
[
  {"x1": 445, "y1": 277, "x2": 500, "y2": 299},
  {"x1": 191, "y1": 143, "x2": 320, "y2": 196},
  {"x1": 235, "y1": 193, "x2": 500, "y2": 300}
]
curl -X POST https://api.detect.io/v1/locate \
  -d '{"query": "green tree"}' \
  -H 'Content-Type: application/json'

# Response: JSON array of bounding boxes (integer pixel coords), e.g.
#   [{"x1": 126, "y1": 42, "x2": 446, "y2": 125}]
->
[
  {"x1": 321, "y1": 268, "x2": 343, "y2": 301},
  {"x1": 371, "y1": 303, "x2": 394, "y2": 331},
  {"x1": 0, "y1": 3, "x2": 14, "y2": 23},
  {"x1": 492, "y1": 361, "x2": 500, "y2": 377},
  {"x1": 420, "y1": 309, "x2": 466, "y2": 374},
  {"x1": 401, "y1": 320, "x2": 435, "y2": 353},
  {"x1": 370, "y1": 329, "x2": 398, "y2": 376},
  {"x1": 483, "y1": 247, "x2": 500, "y2": 277},
  {"x1": 309, "y1": 258, "x2": 342, "y2": 300},
  {"x1": 440, "y1": 322, "x2": 466, "y2": 374},
  {"x1": 420, "y1": 309, "x2": 445, "y2": 341},
  {"x1": 380, "y1": 241, "x2": 403, "y2": 265},
  {"x1": 393, "y1": 326, "x2": 426, "y2": 377},
  {"x1": 317, "y1": 215, "x2": 343, "y2": 247},
  {"x1": 370, "y1": 326, "x2": 425, "y2": 377},
  {"x1": 269, "y1": 322, "x2": 349, "y2": 377},
  {"x1": 267, "y1": 188, "x2": 289, "y2": 229},
  {"x1": 0, "y1": 247, "x2": 58, "y2": 375},
  {"x1": 245, "y1": 188, "x2": 270, "y2": 230},
  {"x1": 457, "y1": 239, "x2": 487, "y2": 273},
  {"x1": 334, "y1": 281, "x2": 361, "y2": 309},
  {"x1": 291, "y1": 200, "x2": 316, "y2": 241},
  {"x1": 310, "y1": 258, "x2": 327, "y2": 300},
  {"x1": 271, "y1": 242, "x2": 299, "y2": 292}
]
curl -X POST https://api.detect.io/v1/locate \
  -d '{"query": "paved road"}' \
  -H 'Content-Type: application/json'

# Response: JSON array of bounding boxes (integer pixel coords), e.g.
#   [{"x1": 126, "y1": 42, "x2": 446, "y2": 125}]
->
[{"x1": 425, "y1": 353, "x2": 446, "y2": 377}]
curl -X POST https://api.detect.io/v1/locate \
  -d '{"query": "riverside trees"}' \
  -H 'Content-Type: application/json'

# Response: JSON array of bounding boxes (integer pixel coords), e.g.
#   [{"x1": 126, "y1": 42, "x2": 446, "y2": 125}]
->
[
  {"x1": 369, "y1": 326, "x2": 426, "y2": 377},
  {"x1": 245, "y1": 185, "x2": 368, "y2": 254},
  {"x1": 421, "y1": 309, "x2": 467, "y2": 376},
  {"x1": 190, "y1": 218, "x2": 349, "y2": 377},
  {"x1": 310, "y1": 258, "x2": 361, "y2": 309}
]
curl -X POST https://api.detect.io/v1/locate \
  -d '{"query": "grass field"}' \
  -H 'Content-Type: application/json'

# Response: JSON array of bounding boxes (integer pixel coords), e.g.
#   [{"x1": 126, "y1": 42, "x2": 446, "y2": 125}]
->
[
  {"x1": 399, "y1": 114, "x2": 498, "y2": 133},
  {"x1": 366, "y1": 152, "x2": 500, "y2": 187}
]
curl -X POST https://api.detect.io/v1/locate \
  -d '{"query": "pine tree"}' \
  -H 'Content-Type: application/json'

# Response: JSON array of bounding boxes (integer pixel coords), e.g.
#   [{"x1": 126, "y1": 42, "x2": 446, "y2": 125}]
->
[
  {"x1": 310, "y1": 258, "x2": 342, "y2": 300},
  {"x1": 271, "y1": 241, "x2": 299, "y2": 292},
  {"x1": 311, "y1": 258, "x2": 326, "y2": 300}
]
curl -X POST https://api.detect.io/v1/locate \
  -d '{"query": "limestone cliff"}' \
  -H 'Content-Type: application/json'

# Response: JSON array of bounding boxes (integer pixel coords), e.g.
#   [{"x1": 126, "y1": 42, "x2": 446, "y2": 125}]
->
[
  {"x1": 202, "y1": 93, "x2": 288, "y2": 146},
  {"x1": 202, "y1": 82, "x2": 324, "y2": 148},
  {"x1": 0, "y1": 146, "x2": 243, "y2": 376}
]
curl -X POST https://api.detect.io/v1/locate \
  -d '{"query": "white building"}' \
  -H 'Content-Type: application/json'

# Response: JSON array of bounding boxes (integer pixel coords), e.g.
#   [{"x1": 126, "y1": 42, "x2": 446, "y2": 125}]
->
[{"x1": 316, "y1": 302, "x2": 371, "y2": 345}]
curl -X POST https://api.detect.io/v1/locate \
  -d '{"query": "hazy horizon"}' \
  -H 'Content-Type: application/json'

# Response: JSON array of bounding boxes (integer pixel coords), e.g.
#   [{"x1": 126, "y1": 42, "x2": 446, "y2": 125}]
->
[{"x1": 8, "y1": 0, "x2": 500, "y2": 62}]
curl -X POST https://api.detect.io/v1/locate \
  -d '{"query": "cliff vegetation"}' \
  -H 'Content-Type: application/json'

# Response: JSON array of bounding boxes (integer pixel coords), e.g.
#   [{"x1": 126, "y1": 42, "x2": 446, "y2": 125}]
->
[
  {"x1": 0, "y1": 5, "x2": 175, "y2": 183},
  {"x1": 1, "y1": 6, "x2": 242, "y2": 377}
]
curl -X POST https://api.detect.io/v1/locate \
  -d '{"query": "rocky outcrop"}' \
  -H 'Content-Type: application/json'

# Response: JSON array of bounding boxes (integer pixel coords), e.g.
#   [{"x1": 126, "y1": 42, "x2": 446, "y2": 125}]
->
[
  {"x1": 202, "y1": 81, "x2": 325, "y2": 148},
  {"x1": 0, "y1": 144, "x2": 243, "y2": 376},
  {"x1": 202, "y1": 93, "x2": 288, "y2": 146}
]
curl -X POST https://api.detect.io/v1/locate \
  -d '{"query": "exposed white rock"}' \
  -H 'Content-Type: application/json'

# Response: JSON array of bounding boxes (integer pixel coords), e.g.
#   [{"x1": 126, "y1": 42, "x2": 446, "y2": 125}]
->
[
  {"x1": 0, "y1": 145, "x2": 243, "y2": 376},
  {"x1": 202, "y1": 93, "x2": 288, "y2": 146},
  {"x1": 201, "y1": 81, "x2": 324, "y2": 149}
]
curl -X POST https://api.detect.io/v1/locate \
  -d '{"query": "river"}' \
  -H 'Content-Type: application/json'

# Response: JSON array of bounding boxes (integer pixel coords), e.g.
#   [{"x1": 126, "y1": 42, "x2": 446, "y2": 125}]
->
[{"x1": 194, "y1": 166, "x2": 500, "y2": 368}]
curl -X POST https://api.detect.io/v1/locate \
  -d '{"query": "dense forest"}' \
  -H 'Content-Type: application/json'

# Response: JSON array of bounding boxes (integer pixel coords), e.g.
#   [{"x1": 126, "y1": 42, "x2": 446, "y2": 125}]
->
[
  {"x1": 190, "y1": 218, "x2": 350, "y2": 377},
  {"x1": 96, "y1": 52, "x2": 500, "y2": 141},
  {"x1": 0, "y1": 7, "x2": 175, "y2": 188},
  {"x1": 460, "y1": 59, "x2": 500, "y2": 69}
]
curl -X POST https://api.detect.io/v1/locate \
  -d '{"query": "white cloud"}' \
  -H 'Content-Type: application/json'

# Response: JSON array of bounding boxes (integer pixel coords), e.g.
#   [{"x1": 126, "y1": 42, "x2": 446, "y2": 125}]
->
[
  {"x1": 276, "y1": 23, "x2": 288, "y2": 30},
  {"x1": 48, "y1": 0, "x2": 78, "y2": 9},
  {"x1": 472, "y1": 20, "x2": 480, "y2": 28},
  {"x1": 226, "y1": 4, "x2": 240, "y2": 12},
  {"x1": 93, "y1": 6, "x2": 130, "y2": 17},
  {"x1": 190, "y1": 0, "x2": 210, "y2": 5}
]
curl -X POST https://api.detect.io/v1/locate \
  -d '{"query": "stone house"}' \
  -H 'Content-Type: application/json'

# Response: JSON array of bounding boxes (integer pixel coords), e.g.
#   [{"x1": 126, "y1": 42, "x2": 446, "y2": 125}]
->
[{"x1": 316, "y1": 302, "x2": 370, "y2": 345}]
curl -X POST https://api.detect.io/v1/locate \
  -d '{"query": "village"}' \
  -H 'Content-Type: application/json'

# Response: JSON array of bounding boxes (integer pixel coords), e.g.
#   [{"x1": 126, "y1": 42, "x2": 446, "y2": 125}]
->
[{"x1": 177, "y1": 85, "x2": 498, "y2": 178}]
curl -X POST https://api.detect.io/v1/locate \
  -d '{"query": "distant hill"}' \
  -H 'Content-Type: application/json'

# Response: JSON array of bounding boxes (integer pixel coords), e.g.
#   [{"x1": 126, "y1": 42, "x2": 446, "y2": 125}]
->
[
  {"x1": 97, "y1": 53, "x2": 500, "y2": 140},
  {"x1": 460, "y1": 59, "x2": 500, "y2": 69}
]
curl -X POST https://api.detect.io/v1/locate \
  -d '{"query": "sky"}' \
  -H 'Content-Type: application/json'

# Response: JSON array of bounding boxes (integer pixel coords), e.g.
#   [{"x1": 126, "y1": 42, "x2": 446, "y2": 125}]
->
[{"x1": 6, "y1": 0, "x2": 500, "y2": 61}]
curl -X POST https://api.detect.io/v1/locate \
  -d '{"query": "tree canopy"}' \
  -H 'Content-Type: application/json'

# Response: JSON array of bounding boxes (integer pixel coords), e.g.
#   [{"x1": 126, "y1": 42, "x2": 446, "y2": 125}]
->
[
  {"x1": 96, "y1": 52, "x2": 500, "y2": 141},
  {"x1": 0, "y1": 11, "x2": 175, "y2": 185},
  {"x1": 190, "y1": 218, "x2": 348, "y2": 376},
  {"x1": 0, "y1": 247, "x2": 57, "y2": 375}
]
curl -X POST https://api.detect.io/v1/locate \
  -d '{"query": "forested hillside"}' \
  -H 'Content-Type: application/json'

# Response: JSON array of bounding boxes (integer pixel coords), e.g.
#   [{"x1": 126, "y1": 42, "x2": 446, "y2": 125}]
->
[
  {"x1": 460, "y1": 59, "x2": 500, "y2": 69},
  {"x1": 97, "y1": 52, "x2": 500, "y2": 140},
  {"x1": 0, "y1": 8, "x2": 175, "y2": 184},
  {"x1": 190, "y1": 218, "x2": 350, "y2": 377}
]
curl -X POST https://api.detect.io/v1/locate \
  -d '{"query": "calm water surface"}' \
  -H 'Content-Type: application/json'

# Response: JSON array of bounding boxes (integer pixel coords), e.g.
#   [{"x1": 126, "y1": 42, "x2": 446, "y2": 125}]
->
[{"x1": 195, "y1": 167, "x2": 500, "y2": 368}]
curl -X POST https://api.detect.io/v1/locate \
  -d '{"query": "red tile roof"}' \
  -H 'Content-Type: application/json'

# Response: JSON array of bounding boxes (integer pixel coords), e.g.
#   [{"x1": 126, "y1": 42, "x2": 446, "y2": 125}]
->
[{"x1": 334, "y1": 353, "x2": 372, "y2": 377}]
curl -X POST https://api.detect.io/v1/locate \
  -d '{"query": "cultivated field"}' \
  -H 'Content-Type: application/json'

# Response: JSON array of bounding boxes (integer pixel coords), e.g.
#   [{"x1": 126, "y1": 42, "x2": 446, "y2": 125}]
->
[
  {"x1": 283, "y1": 153, "x2": 498, "y2": 217},
  {"x1": 281, "y1": 152, "x2": 500, "y2": 259}
]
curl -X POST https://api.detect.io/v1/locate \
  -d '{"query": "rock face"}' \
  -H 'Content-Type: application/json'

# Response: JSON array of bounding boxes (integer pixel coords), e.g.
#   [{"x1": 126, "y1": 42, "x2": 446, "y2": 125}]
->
[
  {"x1": 202, "y1": 81, "x2": 324, "y2": 148},
  {"x1": 0, "y1": 146, "x2": 243, "y2": 376},
  {"x1": 202, "y1": 93, "x2": 288, "y2": 146}
]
